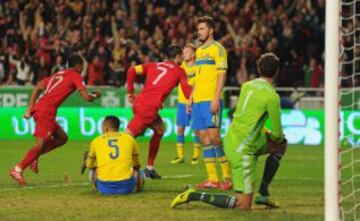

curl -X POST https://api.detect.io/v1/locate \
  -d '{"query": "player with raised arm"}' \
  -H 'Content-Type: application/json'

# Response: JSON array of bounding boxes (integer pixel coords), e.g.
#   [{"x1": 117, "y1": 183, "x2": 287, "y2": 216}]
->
[
  {"x1": 171, "y1": 44, "x2": 201, "y2": 165},
  {"x1": 9, "y1": 54, "x2": 101, "y2": 185},
  {"x1": 170, "y1": 53, "x2": 287, "y2": 210},
  {"x1": 189, "y1": 16, "x2": 232, "y2": 190},
  {"x1": 82, "y1": 116, "x2": 144, "y2": 195},
  {"x1": 126, "y1": 45, "x2": 192, "y2": 179}
]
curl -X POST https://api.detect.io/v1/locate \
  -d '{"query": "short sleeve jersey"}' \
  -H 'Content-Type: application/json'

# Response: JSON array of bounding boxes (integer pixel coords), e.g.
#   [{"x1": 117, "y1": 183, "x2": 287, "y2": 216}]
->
[
  {"x1": 33, "y1": 69, "x2": 85, "y2": 114},
  {"x1": 193, "y1": 41, "x2": 227, "y2": 102}
]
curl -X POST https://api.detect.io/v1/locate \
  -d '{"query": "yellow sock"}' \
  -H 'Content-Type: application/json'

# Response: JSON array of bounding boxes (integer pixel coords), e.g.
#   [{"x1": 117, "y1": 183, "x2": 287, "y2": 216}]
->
[
  {"x1": 204, "y1": 158, "x2": 218, "y2": 182},
  {"x1": 176, "y1": 143, "x2": 184, "y2": 159},
  {"x1": 219, "y1": 156, "x2": 232, "y2": 180},
  {"x1": 192, "y1": 143, "x2": 201, "y2": 159}
]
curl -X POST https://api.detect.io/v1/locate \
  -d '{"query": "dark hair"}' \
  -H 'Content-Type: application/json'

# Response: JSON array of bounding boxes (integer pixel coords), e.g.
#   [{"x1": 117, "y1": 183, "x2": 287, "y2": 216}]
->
[
  {"x1": 258, "y1": 53, "x2": 279, "y2": 78},
  {"x1": 197, "y1": 16, "x2": 215, "y2": 29},
  {"x1": 166, "y1": 45, "x2": 183, "y2": 59},
  {"x1": 67, "y1": 54, "x2": 83, "y2": 68},
  {"x1": 103, "y1": 115, "x2": 120, "y2": 130}
]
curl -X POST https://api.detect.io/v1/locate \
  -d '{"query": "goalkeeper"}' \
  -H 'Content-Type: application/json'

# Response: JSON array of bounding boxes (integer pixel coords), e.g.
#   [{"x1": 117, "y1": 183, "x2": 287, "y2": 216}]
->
[
  {"x1": 171, "y1": 53, "x2": 286, "y2": 210},
  {"x1": 82, "y1": 116, "x2": 144, "y2": 195}
]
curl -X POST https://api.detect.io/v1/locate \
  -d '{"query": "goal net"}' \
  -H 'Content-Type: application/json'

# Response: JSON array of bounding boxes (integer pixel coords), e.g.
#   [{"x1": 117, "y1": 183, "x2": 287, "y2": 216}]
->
[{"x1": 337, "y1": 0, "x2": 360, "y2": 220}]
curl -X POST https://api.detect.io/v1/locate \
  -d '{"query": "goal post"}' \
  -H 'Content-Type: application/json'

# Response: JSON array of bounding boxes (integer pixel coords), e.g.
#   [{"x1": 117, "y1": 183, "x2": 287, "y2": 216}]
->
[{"x1": 325, "y1": 0, "x2": 340, "y2": 221}]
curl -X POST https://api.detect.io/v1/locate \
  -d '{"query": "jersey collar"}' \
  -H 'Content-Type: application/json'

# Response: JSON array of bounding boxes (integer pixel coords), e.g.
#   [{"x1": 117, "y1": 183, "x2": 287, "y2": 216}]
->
[{"x1": 201, "y1": 40, "x2": 216, "y2": 49}]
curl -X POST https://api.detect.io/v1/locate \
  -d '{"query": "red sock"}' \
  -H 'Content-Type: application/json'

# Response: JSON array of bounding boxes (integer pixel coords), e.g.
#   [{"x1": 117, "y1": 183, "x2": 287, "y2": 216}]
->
[
  {"x1": 18, "y1": 146, "x2": 43, "y2": 170},
  {"x1": 42, "y1": 139, "x2": 64, "y2": 154},
  {"x1": 147, "y1": 133, "x2": 163, "y2": 166}
]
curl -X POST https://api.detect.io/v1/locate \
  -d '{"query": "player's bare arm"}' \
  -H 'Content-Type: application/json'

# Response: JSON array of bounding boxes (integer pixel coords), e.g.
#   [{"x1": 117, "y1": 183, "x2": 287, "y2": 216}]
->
[
  {"x1": 186, "y1": 83, "x2": 195, "y2": 114},
  {"x1": 210, "y1": 71, "x2": 226, "y2": 114},
  {"x1": 179, "y1": 70, "x2": 192, "y2": 100},
  {"x1": 24, "y1": 82, "x2": 47, "y2": 119},
  {"x1": 179, "y1": 74, "x2": 192, "y2": 113},
  {"x1": 79, "y1": 88, "x2": 101, "y2": 102},
  {"x1": 126, "y1": 66, "x2": 140, "y2": 104}
]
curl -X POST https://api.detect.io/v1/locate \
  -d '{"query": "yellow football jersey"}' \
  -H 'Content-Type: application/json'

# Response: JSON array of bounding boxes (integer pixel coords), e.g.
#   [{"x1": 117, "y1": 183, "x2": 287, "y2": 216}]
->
[
  {"x1": 193, "y1": 41, "x2": 227, "y2": 102},
  {"x1": 86, "y1": 131, "x2": 140, "y2": 182},
  {"x1": 178, "y1": 61, "x2": 196, "y2": 104}
]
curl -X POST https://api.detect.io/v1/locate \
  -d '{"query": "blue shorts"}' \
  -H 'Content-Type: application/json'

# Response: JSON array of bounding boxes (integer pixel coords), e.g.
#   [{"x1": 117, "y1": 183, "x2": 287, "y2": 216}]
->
[
  {"x1": 191, "y1": 101, "x2": 223, "y2": 130},
  {"x1": 176, "y1": 103, "x2": 191, "y2": 127},
  {"x1": 96, "y1": 176, "x2": 136, "y2": 195}
]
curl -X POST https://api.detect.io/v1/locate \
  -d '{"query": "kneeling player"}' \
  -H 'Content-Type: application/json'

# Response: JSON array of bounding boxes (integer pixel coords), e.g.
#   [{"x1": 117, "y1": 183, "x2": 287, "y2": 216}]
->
[
  {"x1": 170, "y1": 53, "x2": 287, "y2": 210},
  {"x1": 83, "y1": 116, "x2": 144, "y2": 195}
]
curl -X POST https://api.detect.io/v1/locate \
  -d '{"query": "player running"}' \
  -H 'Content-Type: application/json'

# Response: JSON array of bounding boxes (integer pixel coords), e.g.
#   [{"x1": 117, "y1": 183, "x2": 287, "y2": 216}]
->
[
  {"x1": 9, "y1": 54, "x2": 101, "y2": 185},
  {"x1": 171, "y1": 43, "x2": 201, "y2": 165},
  {"x1": 170, "y1": 53, "x2": 287, "y2": 210},
  {"x1": 82, "y1": 116, "x2": 145, "y2": 195},
  {"x1": 126, "y1": 45, "x2": 192, "y2": 179},
  {"x1": 189, "y1": 16, "x2": 232, "y2": 190}
]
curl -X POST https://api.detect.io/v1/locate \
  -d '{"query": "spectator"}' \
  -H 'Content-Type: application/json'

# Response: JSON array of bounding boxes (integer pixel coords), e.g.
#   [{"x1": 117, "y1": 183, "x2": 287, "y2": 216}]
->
[
  {"x1": 309, "y1": 58, "x2": 323, "y2": 88},
  {"x1": 9, "y1": 54, "x2": 32, "y2": 85},
  {"x1": 38, "y1": 56, "x2": 51, "y2": 80},
  {"x1": 88, "y1": 55, "x2": 105, "y2": 86},
  {"x1": 0, "y1": 0, "x2": 325, "y2": 87},
  {"x1": 0, "y1": 49, "x2": 6, "y2": 83},
  {"x1": 108, "y1": 58, "x2": 125, "y2": 86}
]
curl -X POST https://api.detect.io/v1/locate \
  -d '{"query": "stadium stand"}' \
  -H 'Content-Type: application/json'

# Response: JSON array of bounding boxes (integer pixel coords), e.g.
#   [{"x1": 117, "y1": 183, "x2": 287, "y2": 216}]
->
[{"x1": 0, "y1": 0, "x2": 324, "y2": 87}]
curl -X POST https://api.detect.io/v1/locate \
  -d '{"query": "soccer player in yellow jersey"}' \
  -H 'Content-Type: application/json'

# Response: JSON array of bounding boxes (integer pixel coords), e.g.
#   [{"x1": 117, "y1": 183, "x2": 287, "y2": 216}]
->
[
  {"x1": 171, "y1": 44, "x2": 202, "y2": 165},
  {"x1": 190, "y1": 16, "x2": 232, "y2": 190},
  {"x1": 85, "y1": 116, "x2": 144, "y2": 195}
]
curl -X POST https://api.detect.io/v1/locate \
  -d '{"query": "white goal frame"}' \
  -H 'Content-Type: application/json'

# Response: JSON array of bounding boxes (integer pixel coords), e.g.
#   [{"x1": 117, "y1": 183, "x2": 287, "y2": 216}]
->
[{"x1": 325, "y1": 1, "x2": 340, "y2": 221}]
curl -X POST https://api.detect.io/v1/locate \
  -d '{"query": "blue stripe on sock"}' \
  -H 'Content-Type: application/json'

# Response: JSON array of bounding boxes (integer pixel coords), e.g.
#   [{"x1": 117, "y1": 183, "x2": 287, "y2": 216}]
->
[{"x1": 177, "y1": 135, "x2": 185, "y2": 144}]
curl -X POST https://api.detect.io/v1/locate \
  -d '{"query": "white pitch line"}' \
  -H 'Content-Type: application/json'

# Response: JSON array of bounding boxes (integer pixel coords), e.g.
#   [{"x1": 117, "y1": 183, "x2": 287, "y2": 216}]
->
[
  {"x1": 0, "y1": 175, "x2": 321, "y2": 191},
  {"x1": 276, "y1": 176, "x2": 322, "y2": 181},
  {"x1": 0, "y1": 182, "x2": 90, "y2": 191},
  {"x1": 161, "y1": 174, "x2": 192, "y2": 179},
  {"x1": 0, "y1": 174, "x2": 193, "y2": 191}
]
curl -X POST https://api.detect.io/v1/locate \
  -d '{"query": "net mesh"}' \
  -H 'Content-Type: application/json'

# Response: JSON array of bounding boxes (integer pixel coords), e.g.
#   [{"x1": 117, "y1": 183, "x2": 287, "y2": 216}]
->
[{"x1": 340, "y1": 1, "x2": 360, "y2": 220}]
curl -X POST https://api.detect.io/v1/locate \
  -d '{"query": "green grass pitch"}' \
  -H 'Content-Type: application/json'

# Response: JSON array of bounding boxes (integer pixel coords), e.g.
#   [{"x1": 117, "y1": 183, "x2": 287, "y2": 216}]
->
[{"x1": 0, "y1": 141, "x2": 324, "y2": 221}]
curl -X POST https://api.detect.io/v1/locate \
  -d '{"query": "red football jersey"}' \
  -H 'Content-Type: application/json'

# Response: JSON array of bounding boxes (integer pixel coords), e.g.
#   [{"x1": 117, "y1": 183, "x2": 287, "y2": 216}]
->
[
  {"x1": 127, "y1": 61, "x2": 192, "y2": 109},
  {"x1": 32, "y1": 69, "x2": 86, "y2": 114}
]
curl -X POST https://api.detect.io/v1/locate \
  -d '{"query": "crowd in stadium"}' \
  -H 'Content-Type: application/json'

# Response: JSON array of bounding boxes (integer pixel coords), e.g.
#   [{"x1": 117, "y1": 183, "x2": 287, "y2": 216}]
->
[{"x1": 0, "y1": 0, "x2": 325, "y2": 88}]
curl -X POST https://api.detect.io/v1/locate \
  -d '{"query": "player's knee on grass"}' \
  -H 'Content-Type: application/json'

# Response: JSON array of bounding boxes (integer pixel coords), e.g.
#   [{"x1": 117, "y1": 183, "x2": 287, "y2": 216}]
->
[
  {"x1": 266, "y1": 137, "x2": 287, "y2": 157},
  {"x1": 273, "y1": 140, "x2": 287, "y2": 157},
  {"x1": 235, "y1": 193, "x2": 253, "y2": 210}
]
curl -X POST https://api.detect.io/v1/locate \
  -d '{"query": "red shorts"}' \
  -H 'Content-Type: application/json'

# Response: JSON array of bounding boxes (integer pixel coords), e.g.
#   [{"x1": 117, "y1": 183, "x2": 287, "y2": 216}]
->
[
  {"x1": 127, "y1": 102, "x2": 161, "y2": 137},
  {"x1": 33, "y1": 111, "x2": 60, "y2": 140}
]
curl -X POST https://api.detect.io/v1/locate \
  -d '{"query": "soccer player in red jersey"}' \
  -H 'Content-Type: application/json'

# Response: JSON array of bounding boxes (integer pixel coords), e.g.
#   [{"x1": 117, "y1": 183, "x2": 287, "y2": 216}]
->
[
  {"x1": 126, "y1": 45, "x2": 192, "y2": 179},
  {"x1": 10, "y1": 54, "x2": 101, "y2": 185}
]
